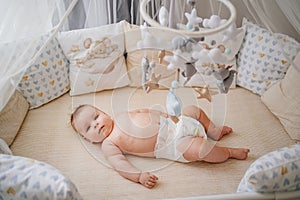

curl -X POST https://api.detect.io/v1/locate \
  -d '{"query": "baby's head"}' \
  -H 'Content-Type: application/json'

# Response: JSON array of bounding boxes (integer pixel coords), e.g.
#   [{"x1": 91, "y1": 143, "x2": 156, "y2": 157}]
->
[{"x1": 71, "y1": 104, "x2": 114, "y2": 143}]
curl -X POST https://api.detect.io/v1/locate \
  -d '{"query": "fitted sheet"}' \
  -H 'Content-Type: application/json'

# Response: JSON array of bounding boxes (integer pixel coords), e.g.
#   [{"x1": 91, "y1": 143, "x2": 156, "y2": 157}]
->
[{"x1": 10, "y1": 86, "x2": 295, "y2": 199}]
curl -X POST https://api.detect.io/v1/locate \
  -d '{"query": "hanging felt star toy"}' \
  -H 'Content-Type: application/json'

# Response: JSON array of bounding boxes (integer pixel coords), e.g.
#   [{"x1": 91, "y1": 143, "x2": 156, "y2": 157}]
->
[
  {"x1": 144, "y1": 72, "x2": 161, "y2": 93},
  {"x1": 185, "y1": 8, "x2": 202, "y2": 30},
  {"x1": 194, "y1": 85, "x2": 212, "y2": 102}
]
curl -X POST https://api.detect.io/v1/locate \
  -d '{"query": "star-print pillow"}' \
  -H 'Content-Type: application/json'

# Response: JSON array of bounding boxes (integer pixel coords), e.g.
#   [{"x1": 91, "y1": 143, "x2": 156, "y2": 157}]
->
[
  {"x1": 237, "y1": 18, "x2": 300, "y2": 95},
  {"x1": 57, "y1": 21, "x2": 130, "y2": 96},
  {"x1": 237, "y1": 144, "x2": 300, "y2": 193}
]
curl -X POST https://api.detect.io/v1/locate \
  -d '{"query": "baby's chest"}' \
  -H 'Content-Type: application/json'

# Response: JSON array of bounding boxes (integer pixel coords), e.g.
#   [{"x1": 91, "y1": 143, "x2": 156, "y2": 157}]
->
[{"x1": 116, "y1": 112, "x2": 161, "y2": 136}]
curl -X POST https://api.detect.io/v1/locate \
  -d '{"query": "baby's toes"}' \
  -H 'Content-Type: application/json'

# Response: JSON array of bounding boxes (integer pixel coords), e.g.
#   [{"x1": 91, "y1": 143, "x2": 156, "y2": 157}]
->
[{"x1": 223, "y1": 126, "x2": 233, "y2": 134}]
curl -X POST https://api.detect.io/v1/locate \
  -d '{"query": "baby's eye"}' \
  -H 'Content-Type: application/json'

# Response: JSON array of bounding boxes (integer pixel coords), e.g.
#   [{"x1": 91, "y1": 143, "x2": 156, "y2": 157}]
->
[
  {"x1": 86, "y1": 125, "x2": 91, "y2": 132},
  {"x1": 94, "y1": 115, "x2": 99, "y2": 120}
]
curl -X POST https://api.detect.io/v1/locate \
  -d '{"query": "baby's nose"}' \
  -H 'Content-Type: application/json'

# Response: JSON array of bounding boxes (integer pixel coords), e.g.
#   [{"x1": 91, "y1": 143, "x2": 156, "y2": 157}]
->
[{"x1": 93, "y1": 121, "x2": 99, "y2": 128}]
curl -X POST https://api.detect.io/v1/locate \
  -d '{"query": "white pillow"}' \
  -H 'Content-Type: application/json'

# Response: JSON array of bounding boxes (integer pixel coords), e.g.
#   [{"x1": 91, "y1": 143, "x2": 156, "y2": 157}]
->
[
  {"x1": 57, "y1": 21, "x2": 130, "y2": 96},
  {"x1": 237, "y1": 18, "x2": 300, "y2": 95},
  {"x1": 17, "y1": 35, "x2": 70, "y2": 108},
  {"x1": 237, "y1": 144, "x2": 300, "y2": 193},
  {"x1": 261, "y1": 52, "x2": 300, "y2": 140},
  {"x1": 0, "y1": 90, "x2": 29, "y2": 146},
  {"x1": 0, "y1": 154, "x2": 82, "y2": 200}
]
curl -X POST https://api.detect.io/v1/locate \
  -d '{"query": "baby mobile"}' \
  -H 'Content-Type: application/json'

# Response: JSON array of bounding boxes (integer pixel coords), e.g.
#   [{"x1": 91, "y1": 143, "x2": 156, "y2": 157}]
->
[{"x1": 138, "y1": 0, "x2": 241, "y2": 122}]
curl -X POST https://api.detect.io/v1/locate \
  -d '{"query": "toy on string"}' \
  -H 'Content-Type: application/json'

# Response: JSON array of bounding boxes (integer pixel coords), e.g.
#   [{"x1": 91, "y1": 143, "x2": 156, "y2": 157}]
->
[
  {"x1": 193, "y1": 42, "x2": 228, "y2": 66},
  {"x1": 144, "y1": 72, "x2": 161, "y2": 93},
  {"x1": 166, "y1": 81, "x2": 181, "y2": 123},
  {"x1": 194, "y1": 85, "x2": 212, "y2": 102},
  {"x1": 193, "y1": 47, "x2": 235, "y2": 94},
  {"x1": 181, "y1": 61, "x2": 197, "y2": 85},
  {"x1": 158, "y1": 49, "x2": 166, "y2": 64},
  {"x1": 202, "y1": 15, "x2": 242, "y2": 43},
  {"x1": 212, "y1": 66, "x2": 236, "y2": 94},
  {"x1": 158, "y1": 2, "x2": 169, "y2": 27},
  {"x1": 163, "y1": 50, "x2": 186, "y2": 70},
  {"x1": 203, "y1": 15, "x2": 227, "y2": 29},
  {"x1": 185, "y1": 8, "x2": 202, "y2": 30},
  {"x1": 171, "y1": 36, "x2": 194, "y2": 52},
  {"x1": 141, "y1": 56, "x2": 156, "y2": 91}
]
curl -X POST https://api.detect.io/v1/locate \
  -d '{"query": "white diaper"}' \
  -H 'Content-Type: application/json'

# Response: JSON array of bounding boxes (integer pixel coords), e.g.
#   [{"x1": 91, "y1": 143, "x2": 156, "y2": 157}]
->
[{"x1": 154, "y1": 115, "x2": 207, "y2": 163}]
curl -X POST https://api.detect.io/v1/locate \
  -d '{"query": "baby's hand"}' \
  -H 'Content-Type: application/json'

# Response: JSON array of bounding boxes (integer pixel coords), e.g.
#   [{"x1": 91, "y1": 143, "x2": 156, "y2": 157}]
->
[{"x1": 139, "y1": 172, "x2": 158, "y2": 189}]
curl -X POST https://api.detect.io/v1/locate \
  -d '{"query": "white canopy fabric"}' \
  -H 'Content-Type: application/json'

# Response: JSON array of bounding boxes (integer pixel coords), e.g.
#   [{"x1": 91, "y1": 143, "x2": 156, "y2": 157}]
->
[
  {"x1": 241, "y1": 0, "x2": 300, "y2": 42},
  {"x1": 0, "y1": 0, "x2": 77, "y2": 111},
  {"x1": 0, "y1": 0, "x2": 299, "y2": 111}
]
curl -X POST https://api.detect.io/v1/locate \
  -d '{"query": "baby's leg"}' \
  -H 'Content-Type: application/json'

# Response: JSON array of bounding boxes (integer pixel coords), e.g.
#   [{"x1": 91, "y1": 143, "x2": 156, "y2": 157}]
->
[
  {"x1": 178, "y1": 137, "x2": 249, "y2": 163},
  {"x1": 182, "y1": 105, "x2": 232, "y2": 141}
]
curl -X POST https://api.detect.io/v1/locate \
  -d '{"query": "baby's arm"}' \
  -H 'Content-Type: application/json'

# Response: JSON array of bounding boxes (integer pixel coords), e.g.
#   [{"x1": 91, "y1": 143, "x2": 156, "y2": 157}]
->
[{"x1": 102, "y1": 139, "x2": 158, "y2": 188}]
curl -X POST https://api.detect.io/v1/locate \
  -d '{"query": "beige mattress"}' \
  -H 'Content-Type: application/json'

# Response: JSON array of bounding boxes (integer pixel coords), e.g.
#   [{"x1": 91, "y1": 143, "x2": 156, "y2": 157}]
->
[{"x1": 10, "y1": 86, "x2": 295, "y2": 200}]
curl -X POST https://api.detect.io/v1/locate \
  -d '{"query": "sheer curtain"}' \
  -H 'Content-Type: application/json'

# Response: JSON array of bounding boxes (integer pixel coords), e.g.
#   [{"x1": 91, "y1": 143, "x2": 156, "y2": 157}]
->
[
  {"x1": 0, "y1": 0, "x2": 76, "y2": 111},
  {"x1": 240, "y1": 0, "x2": 300, "y2": 41},
  {"x1": 70, "y1": 0, "x2": 299, "y2": 41},
  {"x1": 64, "y1": 0, "x2": 142, "y2": 30},
  {"x1": 276, "y1": 0, "x2": 300, "y2": 35}
]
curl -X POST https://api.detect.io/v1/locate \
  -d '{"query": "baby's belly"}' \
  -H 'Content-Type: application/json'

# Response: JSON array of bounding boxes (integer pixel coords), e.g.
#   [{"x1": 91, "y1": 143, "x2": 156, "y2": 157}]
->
[
  {"x1": 119, "y1": 135, "x2": 158, "y2": 157},
  {"x1": 115, "y1": 112, "x2": 161, "y2": 156}
]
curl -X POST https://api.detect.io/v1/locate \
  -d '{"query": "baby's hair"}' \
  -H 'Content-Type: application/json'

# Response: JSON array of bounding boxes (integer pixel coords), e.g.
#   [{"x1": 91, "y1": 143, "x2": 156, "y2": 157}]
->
[{"x1": 70, "y1": 104, "x2": 92, "y2": 132}]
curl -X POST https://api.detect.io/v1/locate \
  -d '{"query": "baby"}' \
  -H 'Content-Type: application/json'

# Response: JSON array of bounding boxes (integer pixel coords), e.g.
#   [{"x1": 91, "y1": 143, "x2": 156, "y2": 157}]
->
[{"x1": 71, "y1": 104, "x2": 249, "y2": 189}]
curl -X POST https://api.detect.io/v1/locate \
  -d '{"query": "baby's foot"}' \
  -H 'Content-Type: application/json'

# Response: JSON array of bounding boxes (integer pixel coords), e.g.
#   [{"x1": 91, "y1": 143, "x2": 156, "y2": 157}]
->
[
  {"x1": 208, "y1": 126, "x2": 232, "y2": 141},
  {"x1": 228, "y1": 148, "x2": 250, "y2": 160}
]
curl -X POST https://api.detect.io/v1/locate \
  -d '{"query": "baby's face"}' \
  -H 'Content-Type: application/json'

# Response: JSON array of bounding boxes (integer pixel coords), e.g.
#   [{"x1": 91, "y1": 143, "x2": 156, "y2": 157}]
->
[{"x1": 73, "y1": 106, "x2": 113, "y2": 143}]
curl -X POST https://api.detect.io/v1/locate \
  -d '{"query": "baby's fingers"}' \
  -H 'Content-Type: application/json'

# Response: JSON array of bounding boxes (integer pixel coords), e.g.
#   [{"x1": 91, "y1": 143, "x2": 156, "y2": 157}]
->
[
  {"x1": 139, "y1": 172, "x2": 158, "y2": 188},
  {"x1": 144, "y1": 175, "x2": 158, "y2": 188},
  {"x1": 146, "y1": 181, "x2": 155, "y2": 188},
  {"x1": 149, "y1": 174, "x2": 158, "y2": 181},
  {"x1": 145, "y1": 180, "x2": 157, "y2": 188}
]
